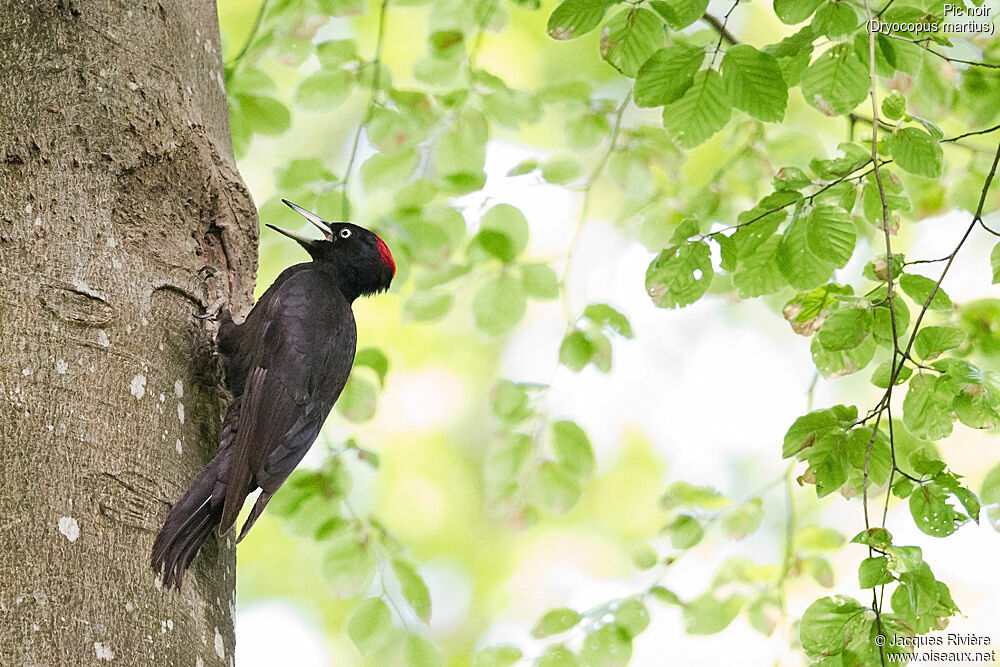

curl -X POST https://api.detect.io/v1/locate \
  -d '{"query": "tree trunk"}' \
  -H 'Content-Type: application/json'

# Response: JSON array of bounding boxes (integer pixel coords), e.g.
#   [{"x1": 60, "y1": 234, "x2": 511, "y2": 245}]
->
[{"x1": 0, "y1": 1, "x2": 257, "y2": 665}]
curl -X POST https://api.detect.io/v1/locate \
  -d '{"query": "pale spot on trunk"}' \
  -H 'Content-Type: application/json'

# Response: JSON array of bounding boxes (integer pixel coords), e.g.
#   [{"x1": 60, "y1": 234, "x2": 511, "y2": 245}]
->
[
  {"x1": 214, "y1": 628, "x2": 225, "y2": 659},
  {"x1": 177, "y1": 403, "x2": 185, "y2": 424},
  {"x1": 130, "y1": 374, "x2": 147, "y2": 399},
  {"x1": 94, "y1": 641, "x2": 114, "y2": 661},
  {"x1": 58, "y1": 516, "x2": 79, "y2": 542},
  {"x1": 97, "y1": 330, "x2": 110, "y2": 347},
  {"x1": 174, "y1": 380, "x2": 184, "y2": 397},
  {"x1": 55, "y1": 359, "x2": 68, "y2": 374},
  {"x1": 175, "y1": 439, "x2": 183, "y2": 453}
]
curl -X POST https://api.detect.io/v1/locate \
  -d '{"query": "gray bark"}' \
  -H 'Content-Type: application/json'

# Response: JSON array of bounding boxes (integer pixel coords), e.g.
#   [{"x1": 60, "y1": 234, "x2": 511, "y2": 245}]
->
[{"x1": 0, "y1": 1, "x2": 257, "y2": 665}]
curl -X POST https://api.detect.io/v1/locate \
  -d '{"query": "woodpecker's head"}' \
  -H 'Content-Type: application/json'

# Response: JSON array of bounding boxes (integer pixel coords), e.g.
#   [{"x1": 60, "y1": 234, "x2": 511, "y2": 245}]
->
[{"x1": 268, "y1": 200, "x2": 396, "y2": 299}]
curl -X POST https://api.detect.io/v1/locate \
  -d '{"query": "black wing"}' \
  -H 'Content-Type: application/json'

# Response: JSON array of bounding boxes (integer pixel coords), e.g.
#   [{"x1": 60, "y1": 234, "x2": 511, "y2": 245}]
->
[{"x1": 219, "y1": 269, "x2": 356, "y2": 535}]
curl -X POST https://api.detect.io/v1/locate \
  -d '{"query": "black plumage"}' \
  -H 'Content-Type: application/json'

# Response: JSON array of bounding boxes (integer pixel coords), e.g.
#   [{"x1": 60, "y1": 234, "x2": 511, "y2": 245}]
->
[{"x1": 151, "y1": 200, "x2": 395, "y2": 589}]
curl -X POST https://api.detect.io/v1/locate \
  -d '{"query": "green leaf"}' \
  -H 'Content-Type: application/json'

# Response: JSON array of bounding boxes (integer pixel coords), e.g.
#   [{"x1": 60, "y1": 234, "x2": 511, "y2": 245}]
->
[
  {"x1": 882, "y1": 90, "x2": 906, "y2": 120},
  {"x1": 858, "y1": 556, "x2": 894, "y2": 588},
  {"x1": 654, "y1": 0, "x2": 708, "y2": 29},
  {"x1": 404, "y1": 634, "x2": 444, "y2": 667},
  {"x1": 721, "y1": 45, "x2": 788, "y2": 122},
  {"x1": 981, "y1": 463, "x2": 1000, "y2": 530},
  {"x1": 662, "y1": 69, "x2": 732, "y2": 148},
  {"x1": 720, "y1": 499, "x2": 764, "y2": 539},
  {"x1": 536, "y1": 645, "x2": 580, "y2": 667},
  {"x1": 361, "y1": 148, "x2": 419, "y2": 191},
  {"x1": 473, "y1": 275, "x2": 527, "y2": 335},
  {"x1": 237, "y1": 95, "x2": 291, "y2": 136},
  {"x1": 434, "y1": 110, "x2": 488, "y2": 184},
  {"x1": 649, "y1": 586, "x2": 681, "y2": 605},
  {"x1": 782, "y1": 406, "x2": 856, "y2": 458},
  {"x1": 851, "y1": 526, "x2": 893, "y2": 548},
  {"x1": 733, "y1": 235, "x2": 785, "y2": 297},
  {"x1": 645, "y1": 241, "x2": 714, "y2": 308},
  {"x1": 682, "y1": 593, "x2": 743, "y2": 635},
  {"x1": 871, "y1": 361, "x2": 912, "y2": 388},
  {"x1": 900, "y1": 273, "x2": 952, "y2": 310},
  {"x1": 614, "y1": 599, "x2": 650, "y2": 639},
  {"x1": 798, "y1": 596, "x2": 865, "y2": 659},
  {"x1": 473, "y1": 230, "x2": 517, "y2": 263},
  {"x1": 348, "y1": 598, "x2": 394, "y2": 655},
  {"x1": 580, "y1": 625, "x2": 632, "y2": 667},
  {"x1": 909, "y1": 484, "x2": 958, "y2": 537},
  {"x1": 354, "y1": 348, "x2": 389, "y2": 387},
  {"x1": 889, "y1": 127, "x2": 943, "y2": 178},
  {"x1": 276, "y1": 159, "x2": 337, "y2": 190},
  {"x1": 474, "y1": 646, "x2": 523, "y2": 667},
  {"x1": 483, "y1": 88, "x2": 542, "y2": 129},
  {"x1": 403, "y1": 292, "x2": 452, "y2": 322},
  {"x1": 507, "y1": 158, "x2": 538, "y2": 177},
  {"x1": 551, "y1": 421, "x2": 596, "y2": 477},
  {"x1": 811, "y1": 2, "x2": 858, "y2": 38},
  {"x1": 992, "y1": 242, "x2": 1000, "y2": 284},
  {"x1": 336, "y1": 375, "x2": 378, "y2": 422},
  {"x1": 537, "y1": 461, "x2": 582, "y2": 513},
  {"x1": 565, "y1": 113, "x2": 610, "y2": 149},
  {"x1": 599, "y1": 8, "x2": 663, "y2": 77},
  {"x1": 634, "y1": 45, "x2": 704, "y2": 107},
  {"x1": 630, "y1": 545, "x2": 659, "y2": 570},
  {"x1": 764, "y1": 26, "x2": 815, "y2": 86},
  {"x1": 800, "y1": 44, "x2": 868, "y2": 116},
  {"x1": 479, "y1": 204, "x2": 530, "y2": 253},
  {"x1": 522, "y1": 264, "x2": 560, "y2": 300},
  {"x1": 671, "y1": 218, "x2": 700, "y2": 244},
  {"x1": 817, "y1": 307, "x2": 872, "y2": 351},
  {"x1": 560, "y1": 330, "x2": 594, "y2": 372},
  {"x1": 805, "y1": 205, "x2": 856, "y2": 267},
  {"x1": 492, "y1": 380, "x2": 531, "y2": 423},
  {"x1": 914, "y1": 326, "x2": 965, "y2": 360},
  {"x1": 903, "y1": 375, "x2": 954, "y2": 441},
  {"x1": 774, "y1": 0, "x2": 824, "y2": 24},
  {"x1": 548, "y1": 0, "x2": 617, "y2": 40},
  {"x1": 296, "y1": 69, "x2": 352, "y2": 110},
  {"x1": 661, "y1": 481, "x2": 730, "y2": 510},
  {"x1": 666, "y1": 514, "x2": 703, "y2": 549},
  {"x1": 541, "y1": 157, "x2": 581, "y2": 184},
  {"x1": 778, "y1": 210, "x2": 835, "y2": 291},
  {"x1": 532, "y1": 608, "x2": 583, "y2": 638},
  {"x1": 392, "y1": 559, "x2": 432, "y2": 623},
  {"x1": 322, "y1": 536, "x2": 376, "y2": 597},
  {"x1": 315, "y1": 39, "x2": 359, "y2": 68},
  {"x1": 582, "y1": 304, "x2": 633, "y2": 337}
]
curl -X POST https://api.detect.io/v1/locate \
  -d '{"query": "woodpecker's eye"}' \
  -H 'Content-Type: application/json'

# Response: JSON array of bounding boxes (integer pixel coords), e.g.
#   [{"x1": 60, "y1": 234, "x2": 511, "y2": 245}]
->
[{"x1": 339, "y1": 228, "x2": 351, "y2": 239}]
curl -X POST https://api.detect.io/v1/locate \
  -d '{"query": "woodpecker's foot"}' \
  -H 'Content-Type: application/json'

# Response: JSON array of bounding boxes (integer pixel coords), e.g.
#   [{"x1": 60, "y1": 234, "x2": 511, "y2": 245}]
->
[{"x1": 194, "y1": 265, "x2": 228, "y2": 321}]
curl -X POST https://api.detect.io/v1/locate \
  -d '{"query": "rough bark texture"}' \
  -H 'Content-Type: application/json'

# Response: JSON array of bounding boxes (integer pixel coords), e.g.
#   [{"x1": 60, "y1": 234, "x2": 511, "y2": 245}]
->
[{"x1": 0, "y1": 1, "x2": 257, "y2": 665}]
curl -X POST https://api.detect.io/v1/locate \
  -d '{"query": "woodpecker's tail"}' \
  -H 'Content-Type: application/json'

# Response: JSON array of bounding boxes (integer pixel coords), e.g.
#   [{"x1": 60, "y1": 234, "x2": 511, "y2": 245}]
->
[{"x1": 151, "y1": 462, "x2": 224, "y2": 590}]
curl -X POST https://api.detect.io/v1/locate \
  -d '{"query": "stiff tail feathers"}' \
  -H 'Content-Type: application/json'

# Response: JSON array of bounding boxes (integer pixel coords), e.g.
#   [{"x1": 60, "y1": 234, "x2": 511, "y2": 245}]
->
[{"x1": 151, "y1": 464, "x2": 224, "y2": 590}]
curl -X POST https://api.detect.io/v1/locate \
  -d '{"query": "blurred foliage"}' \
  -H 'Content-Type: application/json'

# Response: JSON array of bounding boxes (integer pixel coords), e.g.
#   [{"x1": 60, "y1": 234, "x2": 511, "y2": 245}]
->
[{"x1": 216, "y1": 0, "x2": 1000, "y2": 663}]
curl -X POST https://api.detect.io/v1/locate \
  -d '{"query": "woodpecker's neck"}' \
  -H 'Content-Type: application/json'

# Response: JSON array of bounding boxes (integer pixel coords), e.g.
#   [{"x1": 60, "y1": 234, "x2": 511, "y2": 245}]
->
[{"x1": 314, "y1": 258, "x2": 388, "y2": 302}]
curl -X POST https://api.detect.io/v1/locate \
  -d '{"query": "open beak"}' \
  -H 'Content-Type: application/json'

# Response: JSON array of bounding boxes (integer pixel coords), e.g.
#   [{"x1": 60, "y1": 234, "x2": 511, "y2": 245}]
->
[
  {"x1": 282, "y1": 199, "x2": 333, "y2": 238},
  {"x1": 265, "y1": 224, "x2": 321, "y2": 251}
]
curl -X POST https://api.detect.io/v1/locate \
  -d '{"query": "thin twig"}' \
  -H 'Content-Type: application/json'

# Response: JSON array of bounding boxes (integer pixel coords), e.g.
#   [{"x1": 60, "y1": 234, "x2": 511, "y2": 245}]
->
[
  {"x1": 709, "y1": 1, "x2": 740, "y2": 68},
  {"x1": 225, "y1": 0, "x2": 271, "y2": 73},
  {"x1": 340, "y1": 0, "x2": 391, "y2": 197},
  {"x1": 560, "y1": 89, "x2": 632, "y2": 317},
  {"x1": 861, "y1": 3, "x2": 893, "y2": 662},
  {"x1": 701, "y1": 13, "x2": 738, "y2": 45},
  {"x1": 877, "y1": 32, "x2": 1000, "y2": 70}
]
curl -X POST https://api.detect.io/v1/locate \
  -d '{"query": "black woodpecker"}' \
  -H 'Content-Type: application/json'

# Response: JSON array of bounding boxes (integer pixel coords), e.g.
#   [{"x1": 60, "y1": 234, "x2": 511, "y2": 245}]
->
[{"x1": 151, "y1": 200, "x2": 395, "y2": 589}]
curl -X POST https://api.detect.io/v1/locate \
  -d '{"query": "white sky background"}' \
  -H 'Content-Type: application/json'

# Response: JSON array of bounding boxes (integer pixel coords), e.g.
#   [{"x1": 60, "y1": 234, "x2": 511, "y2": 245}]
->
[{"x1": 237, "y1": 129, "x2": 1000, "y2": 666}]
